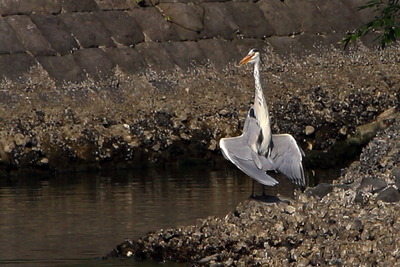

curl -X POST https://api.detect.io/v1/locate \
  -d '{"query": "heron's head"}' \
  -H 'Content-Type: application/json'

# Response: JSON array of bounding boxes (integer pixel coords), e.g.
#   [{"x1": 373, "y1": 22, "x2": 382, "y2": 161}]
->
[{"x1": 239, "y1": 48, "x2": 260, "y2": 66}]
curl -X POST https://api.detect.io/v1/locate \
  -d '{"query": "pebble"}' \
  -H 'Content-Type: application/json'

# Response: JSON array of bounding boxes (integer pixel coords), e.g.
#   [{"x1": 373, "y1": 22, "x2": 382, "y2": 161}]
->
[{"x1": 305, "y1": 125, "x2": 315, "y2": 136}]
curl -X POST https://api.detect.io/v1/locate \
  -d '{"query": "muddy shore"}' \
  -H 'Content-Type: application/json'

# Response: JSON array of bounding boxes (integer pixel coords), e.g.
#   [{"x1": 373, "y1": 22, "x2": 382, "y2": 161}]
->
[{"x1": 105, "y1": 114, "x2": 400, "y2": 265}]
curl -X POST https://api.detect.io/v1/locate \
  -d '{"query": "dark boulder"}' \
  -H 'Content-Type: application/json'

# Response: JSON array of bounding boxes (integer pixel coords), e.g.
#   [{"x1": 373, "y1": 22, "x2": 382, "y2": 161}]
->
[
  {"x1": 358, "y1": 177, "x2": 387, "y2": 193},
  {"x1": 305, "y1": 183, "x2": 334, "y2": 199},
  {"x1": 376, "y1": 187, "x2": 400, "y2": 203},
  {"x1": 392, "y1": 167, "x2": 400, "y2": 188}
]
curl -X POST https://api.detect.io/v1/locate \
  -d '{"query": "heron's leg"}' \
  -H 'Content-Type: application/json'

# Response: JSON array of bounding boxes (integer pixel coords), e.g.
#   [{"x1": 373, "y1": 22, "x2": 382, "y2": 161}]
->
[{"x1": 252, "y1": 180, "x2": 256, "y2": 197}]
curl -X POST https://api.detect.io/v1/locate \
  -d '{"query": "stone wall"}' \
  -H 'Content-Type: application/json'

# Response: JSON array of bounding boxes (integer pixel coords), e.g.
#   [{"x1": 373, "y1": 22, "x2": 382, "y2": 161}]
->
[{"x1": 0, "y1": 0, "x2": 372, "y2": 84}]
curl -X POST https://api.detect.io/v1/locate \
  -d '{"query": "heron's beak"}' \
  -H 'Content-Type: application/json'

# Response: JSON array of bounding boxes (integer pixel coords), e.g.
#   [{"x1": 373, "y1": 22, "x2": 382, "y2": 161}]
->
[{"x1": 239, "y1": 54, "x2": 252, "y2": 66}]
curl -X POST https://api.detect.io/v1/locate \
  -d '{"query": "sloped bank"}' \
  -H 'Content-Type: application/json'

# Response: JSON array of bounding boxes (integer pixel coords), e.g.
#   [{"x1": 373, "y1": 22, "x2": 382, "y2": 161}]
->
[
  {"x1": 0, "y1": 45, "x2": 399, "y2": 177},
  {"x1": 105, "y1": 115, "x2": 400, "y2": 266}
]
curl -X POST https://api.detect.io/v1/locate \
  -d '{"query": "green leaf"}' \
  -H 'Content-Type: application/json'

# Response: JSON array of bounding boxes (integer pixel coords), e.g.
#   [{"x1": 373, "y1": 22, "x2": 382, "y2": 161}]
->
[{"x1": 343, "y1": 0, "x2": 400, "y2": 49}]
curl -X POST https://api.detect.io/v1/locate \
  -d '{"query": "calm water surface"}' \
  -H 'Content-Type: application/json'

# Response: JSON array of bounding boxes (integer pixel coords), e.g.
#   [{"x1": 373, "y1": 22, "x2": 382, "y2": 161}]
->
[{"x1": 0, "y1": 162, "x2": 336, "y2": 266}]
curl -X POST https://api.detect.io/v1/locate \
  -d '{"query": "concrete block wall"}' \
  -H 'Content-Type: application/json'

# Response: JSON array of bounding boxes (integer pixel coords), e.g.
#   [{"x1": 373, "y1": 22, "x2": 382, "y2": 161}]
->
[{"x1": 0, "y1": 0, "x2": 372, "y2": 84}]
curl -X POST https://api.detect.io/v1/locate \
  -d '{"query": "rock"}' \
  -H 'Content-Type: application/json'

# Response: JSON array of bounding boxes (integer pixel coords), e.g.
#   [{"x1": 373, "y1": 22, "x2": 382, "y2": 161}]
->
[
  {"x1": 219, "y1": 109, "x2": 229, "y2": 116},
  {"x1": 37, "y1": 55, "x2": 87, "y2": 83},
  {"x1": 94, "y1": 0, "x2": 130, "y2": 10},
  {"x1": 316, "y1": 1, "x2": 359, "y2": 32},
  {"x1": 60, "y1": 12, "x2": 115, "y2": 48},
  {"x1": 354, "y1": 191, "x2": 368, "y2": 205},
  {"x1": 152, "y1": 143, "x2": 160, "y2": 152},
  {"x1": 134, "y1": 42, "x2": 177, "y2": 72},
  {"x1": 208, "y1": 140, "x2": 217, "y2": 151},
  {"x1": 163, "y1": 41, "x2": 206, "y2": 71},
  {"x1": 95, "y1": 11, "x2": 144, "y2": 47},
  {"x1": 5, "y1": 15, "x2": 56, "y2": 56},
  {"x1": 198, "y1": 38, "x2": 239, "y2": 70},
  {"x1": 358, "y1": 177, "x2": 387, "y2": 193},
  {"x1": 339, "y1": 126, "x2": 348, "y2": 136},
  {"x1": 158, "y1": 3, "x2": 203, "y2": 33},
  {"x1": 105, "y1": 48, "x2": 148, "y2": 75},
  {"x1": 0, "y1": 0, "x2": 61, "y2": 16},
  {"x1": 0, "y1": 53, "x2": 35, "y2": 81},
  {"x1": 39, "y1": 157, "x2": 49, "y2": 165},
  {"x1": 305, "y1": 183, "x2": 334, "y2": 199},
  {"x1": 376, "y1": 187, "x2": 400, "y2": 203},
  {"x1": 130, "y1": 7, "x2": 179, "y2": 42},
  {"x1": 257, "y1": 0, "x2": 301, "y2": 36},
  {"x1": 392, "y1": 167, "x2": 400, "y2": 188},
  {"x1": 198, "y1": 254, "x2": 218, "y2": 264},
  {"x1": 285, "y1": 1, "x2": 328, "y2": 33},
  {"x1": 229, "y1": 2, "x2": 275, "y2": 38},
  {"x1": 284, "y1": 205, "x2": 296, "y2": 214},
  {"x1": 73, "y1": 48, "x2": 116, "y2": 80},
  {"x1": 0, "y1": 18, "x2": 26, "y2": 54},
  {"x1": 30, "y1": 14, "x2": 80, "y2": 55},
  {"x1": 202, "y1": 2, "x2": 238, "y2": 40},
  {"x1": 14, "y1": 133, "x2": 29, "y2": 146},
  {"x1": 305, "y1": 125, "x2": 315, "y2": 136},
  {"x1": 60, "y1": 0, "x2": 99, "y2": 12}
]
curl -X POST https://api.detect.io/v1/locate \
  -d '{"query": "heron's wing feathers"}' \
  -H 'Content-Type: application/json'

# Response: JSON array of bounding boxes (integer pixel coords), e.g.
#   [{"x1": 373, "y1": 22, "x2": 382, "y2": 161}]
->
[
  {"x1": 220, "y1": 136, "x2": 278, "y2": 186},
  {"x1": 269, "y1": 134, "x2": 305, "y2": 186},
  {"x1": 243, "y1": 107, "x2": 261, "y2": 148}
]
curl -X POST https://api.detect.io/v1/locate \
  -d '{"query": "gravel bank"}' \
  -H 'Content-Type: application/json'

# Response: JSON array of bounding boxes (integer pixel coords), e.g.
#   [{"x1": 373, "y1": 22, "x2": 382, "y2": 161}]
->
[
  {"x1": 105, "y1": 113, "x2": 400, "y2": 266},
  {"x1": 106, "y1": 190, "x2": 399, "y2": 266}
]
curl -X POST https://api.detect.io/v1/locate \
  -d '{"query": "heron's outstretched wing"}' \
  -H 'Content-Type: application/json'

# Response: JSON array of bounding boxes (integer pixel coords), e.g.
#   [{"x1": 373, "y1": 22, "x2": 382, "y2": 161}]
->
[
  {"x1": 220, "y1": 136, "x2": 278, "y2": 186},
  {"x1": 219, "y1": 108, "x2": 277, "y2": 186},
  {"x1": 269, "y1": 134, "x2": 305, "y2": 186}
]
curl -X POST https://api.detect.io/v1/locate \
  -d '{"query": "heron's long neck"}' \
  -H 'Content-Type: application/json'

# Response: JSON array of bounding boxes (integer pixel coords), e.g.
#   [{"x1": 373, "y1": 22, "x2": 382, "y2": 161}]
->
[
  {"x1": 253, "y1": 62, "x2": 265, "y2": 107},
  {"x1": 253, "y1": 61, "x2": 272, "y2": 155}
]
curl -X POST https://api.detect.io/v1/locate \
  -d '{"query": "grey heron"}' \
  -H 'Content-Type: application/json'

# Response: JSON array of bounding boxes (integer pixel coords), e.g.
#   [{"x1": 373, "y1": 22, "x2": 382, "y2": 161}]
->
[{"x1": 219, "y1": 48, "x2": 305, "y2": 188}]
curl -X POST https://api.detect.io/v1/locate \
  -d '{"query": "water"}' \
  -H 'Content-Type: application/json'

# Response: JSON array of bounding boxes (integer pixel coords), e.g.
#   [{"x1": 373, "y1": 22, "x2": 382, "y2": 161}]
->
[
  {"x1": 0, "y1": 161, "x2": 339, "y2": 266},
  {"x1": 0, "y1": 162, "x2": 263, "y2": 266}
]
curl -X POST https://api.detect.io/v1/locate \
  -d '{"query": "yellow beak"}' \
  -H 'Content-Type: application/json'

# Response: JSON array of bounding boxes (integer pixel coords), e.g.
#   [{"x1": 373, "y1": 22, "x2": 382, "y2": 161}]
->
[{"x1": 239, "y1": 54, "x2": 253, "y2": 66}]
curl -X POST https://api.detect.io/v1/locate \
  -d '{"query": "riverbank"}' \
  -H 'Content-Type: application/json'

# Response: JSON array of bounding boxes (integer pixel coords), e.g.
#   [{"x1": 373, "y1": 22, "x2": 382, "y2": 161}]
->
[
  {"x1": 105, "y1": 115, "x2": 400, "y2": 265},
  {"x1": 0, "y1": 45, "x2": 399, "y2": 176}
]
